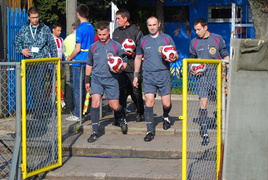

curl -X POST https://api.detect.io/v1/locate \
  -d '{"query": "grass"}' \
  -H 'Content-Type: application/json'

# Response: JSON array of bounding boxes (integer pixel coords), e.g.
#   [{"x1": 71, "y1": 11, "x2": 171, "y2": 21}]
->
[{"x1": 172, "y1": 88, "x2": 182, "y2": 94}]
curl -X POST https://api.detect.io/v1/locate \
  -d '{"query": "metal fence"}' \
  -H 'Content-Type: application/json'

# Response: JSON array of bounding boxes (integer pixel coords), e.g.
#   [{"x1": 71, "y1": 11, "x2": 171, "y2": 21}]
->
[
  {"x1": 180, "y1": 58, "x2": 222, "y2": 180},
  {"x1": 0, "y1": 62, "x2": 21, "y2": 180}
]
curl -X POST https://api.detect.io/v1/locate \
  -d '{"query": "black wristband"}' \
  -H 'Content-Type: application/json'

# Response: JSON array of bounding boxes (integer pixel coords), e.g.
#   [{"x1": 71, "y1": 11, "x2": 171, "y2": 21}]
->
[
  {"x1": 134, "y1": 72, "x2": 139, "y2": 78},
  {"x1": 85, "y1": 75, "x2": 91, "y2": 84}
]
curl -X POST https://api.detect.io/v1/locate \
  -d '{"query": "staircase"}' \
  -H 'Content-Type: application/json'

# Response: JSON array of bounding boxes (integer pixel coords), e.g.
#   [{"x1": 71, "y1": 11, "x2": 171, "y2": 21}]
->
[{"x1": 42, "y1": 97, "x2": 183, "y2": 180}]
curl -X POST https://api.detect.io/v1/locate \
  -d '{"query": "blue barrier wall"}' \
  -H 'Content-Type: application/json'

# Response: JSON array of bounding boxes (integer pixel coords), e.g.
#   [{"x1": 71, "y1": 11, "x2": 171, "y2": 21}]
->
[{"x1": 7, "y1": 8, "x2": 27, "y2": 113}]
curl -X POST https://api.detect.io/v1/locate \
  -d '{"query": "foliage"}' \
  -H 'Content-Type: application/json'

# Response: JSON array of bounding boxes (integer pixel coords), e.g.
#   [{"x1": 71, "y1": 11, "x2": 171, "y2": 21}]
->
[
  {"x1": 33, "y1": 0, "x2": 66, "y2": 25},
  {"x1": 78, "y1": 0, "x2": 111, "y2": 25},
  {"x1": 248, "y1": 0, "x2": 268, "y2": 38}
]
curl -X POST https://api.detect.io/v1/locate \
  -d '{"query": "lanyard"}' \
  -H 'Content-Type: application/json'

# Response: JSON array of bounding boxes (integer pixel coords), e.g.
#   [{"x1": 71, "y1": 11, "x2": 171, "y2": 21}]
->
[{"x1": 29, "y1": 25, "x2": 38, "y2": 40}]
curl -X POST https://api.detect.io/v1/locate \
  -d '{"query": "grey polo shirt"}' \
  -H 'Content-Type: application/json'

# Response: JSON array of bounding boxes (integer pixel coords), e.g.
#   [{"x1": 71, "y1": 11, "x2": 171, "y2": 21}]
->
[
  {"x1": 87, "y1": 39, "x2": 127, "y2": 78},
  {"x1": 189, "y1": 33, "x2": 229, "y2": 59},
  {"x1": 136, "y1": 33, "x2": 176, "y2": 72}
]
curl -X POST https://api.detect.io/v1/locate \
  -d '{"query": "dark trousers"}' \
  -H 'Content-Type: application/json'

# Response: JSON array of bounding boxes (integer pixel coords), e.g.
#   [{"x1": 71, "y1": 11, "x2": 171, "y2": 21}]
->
[{"x1": 115, "y1": 71, "x2": 144, "y2": 119}]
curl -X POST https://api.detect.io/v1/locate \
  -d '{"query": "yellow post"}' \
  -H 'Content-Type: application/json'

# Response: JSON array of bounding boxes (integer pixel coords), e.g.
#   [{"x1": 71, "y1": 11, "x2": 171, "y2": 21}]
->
[
  {"x1": 21, "y1": 60, "x2": 27, "y2": 179},
  {"x1": 216, "y1": 62, "x2": 222, "y2": 179},
  {"x1": 180, "y1": 58, "x2": 188, "y2": 180},
  {"x1": 56, "y1": 59, "x2": 63, "y2": 167}
]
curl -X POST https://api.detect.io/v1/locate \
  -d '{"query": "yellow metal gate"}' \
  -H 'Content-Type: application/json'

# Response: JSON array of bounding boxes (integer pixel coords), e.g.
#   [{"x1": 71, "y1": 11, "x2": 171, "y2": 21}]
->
[
  {"x1": 21, "y1": 58, "x2": 62, "y2": 179},
  {"x1": 180, "y1": 58, "x2": 222, "y2": 180}
]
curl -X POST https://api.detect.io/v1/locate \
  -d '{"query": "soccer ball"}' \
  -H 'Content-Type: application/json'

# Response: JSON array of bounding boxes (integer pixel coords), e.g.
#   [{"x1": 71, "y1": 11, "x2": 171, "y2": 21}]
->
[
  {"x1": 122, "y1": 38, "x2": 136, "y2": 52},
  {"x1": 189, "y1": 63, "x2": 206, "y2": 75},
  {"x1": 108, "y1": 55, "x2": 123, "y2": 70},
  {"x1": 161, "y1": 45, "x2": 177, "y2": 60}
]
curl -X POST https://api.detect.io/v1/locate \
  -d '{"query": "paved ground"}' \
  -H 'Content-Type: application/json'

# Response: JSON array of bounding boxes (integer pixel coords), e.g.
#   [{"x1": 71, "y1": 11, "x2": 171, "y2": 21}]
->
[
  {"x1": 25, "y1": 95, "x2": 217, "y2": 180},
  {"x1": 34, "y1": 96, "x2": 184, "y2": 180}
]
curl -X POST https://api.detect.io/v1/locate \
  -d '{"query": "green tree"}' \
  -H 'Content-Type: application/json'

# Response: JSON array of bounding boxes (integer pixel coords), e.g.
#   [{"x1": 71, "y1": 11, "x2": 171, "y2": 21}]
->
[
  {"x1": 33, "y1": 0, "x2": 66, "y2": 24},
  {"x1": 248, "y1": 0, "x2": 268, "y2": 39}
]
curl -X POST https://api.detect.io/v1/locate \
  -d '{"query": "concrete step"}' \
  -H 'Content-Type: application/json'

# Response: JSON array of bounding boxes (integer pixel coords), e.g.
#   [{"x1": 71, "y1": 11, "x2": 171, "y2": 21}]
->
[
  {"x1": 61, "y1": 98, "x2": 183, "y2": 136},
  {"x1": 61, "y1": 117, "x2": 182, "y2": 136},
  {"x1": 43, "y1": 156, "x2": 182, "y2": 180},
  {"x1": 62, "y1": 133, "x2": 182, "y2": 159}
]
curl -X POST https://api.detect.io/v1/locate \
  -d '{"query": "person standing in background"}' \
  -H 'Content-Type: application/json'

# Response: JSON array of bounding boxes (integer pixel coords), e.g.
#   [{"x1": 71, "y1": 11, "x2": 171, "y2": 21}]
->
[
  {"x1": 52, "y1": 22, "x2": 65, "y2": 110},
  {"x1": 14, "y1": 7, "x2": 57, "y2": 119},
  {"x1": 65, "y1": 4, "x2": 95, "y2": 121},
  {"x1": 64, "y1": 22, "x2": 80, "y2": 58},
  {"x1": 63, "y1": 22, "x2": 80, "y2": 113}
]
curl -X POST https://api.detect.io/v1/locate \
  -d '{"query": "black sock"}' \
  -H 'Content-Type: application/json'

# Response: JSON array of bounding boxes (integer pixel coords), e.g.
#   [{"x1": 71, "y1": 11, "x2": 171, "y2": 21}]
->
[
  {"x1": 163, "y1": 104, "x2": 172, "y2": 117},
  {"x1": 145, "y1": 106, "x2": 154, "y2": 133},
  {"x1": 91, "y1": 107, "x2": 99, "y2": 134},
  {"x1": 115, "y1": 105, "x2": 125, "y2": 119},
  {"x1": 199, "y1": 108, "x2": 207, "y2": 124}
]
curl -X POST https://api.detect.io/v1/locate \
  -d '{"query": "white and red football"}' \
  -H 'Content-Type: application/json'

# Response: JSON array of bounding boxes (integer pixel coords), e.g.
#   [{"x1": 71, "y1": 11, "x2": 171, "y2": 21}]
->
[
  {"x1": 161, "y1": 45, "x2": 177, "y2": 60},
  {"x1": 189, "y1": 63, "x2": 206, "y2": 75},
  {"x1": 122, "y1": 38, "x2": 136, "y2": 52},
  {"x1": 108, "y1": 55, "x2": 123, "y2": 70}
]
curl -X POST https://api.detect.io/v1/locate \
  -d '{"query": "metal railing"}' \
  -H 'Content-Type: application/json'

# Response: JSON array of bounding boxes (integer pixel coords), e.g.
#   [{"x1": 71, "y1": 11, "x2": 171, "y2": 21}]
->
[{"x1": 0, "y1": 62, "x2": 21, "y2": 180}]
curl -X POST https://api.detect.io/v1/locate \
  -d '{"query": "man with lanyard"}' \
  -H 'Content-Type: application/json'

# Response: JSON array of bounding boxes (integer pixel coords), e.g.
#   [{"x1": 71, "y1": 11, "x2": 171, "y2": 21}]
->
[
  {"x1": 65, "y1": 4, "x2": 95, "y2": 121},
  {"x1": 133, "y1": 16, "x2": 179, "y2": 142},
  {"x1": 85, "y1": 21, "x2": 127, "y2": 142},
  {"x1": 14, "y1": 7, "x2": 57, "y2": 119},
  {"x1": 112, "y1": 9, "x2": 144, "y2": 127},
  {"x1": 189, "y1": 18, "x2": 229, "y2": 146}
]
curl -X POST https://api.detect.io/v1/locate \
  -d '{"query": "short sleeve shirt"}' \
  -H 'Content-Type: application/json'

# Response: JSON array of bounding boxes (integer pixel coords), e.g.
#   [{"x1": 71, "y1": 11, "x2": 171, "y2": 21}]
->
[
  {"x1": 74, "y1": 22, "x2": 95, "y2": 61},
  {"x1": 189, "y1": 33, "x2": 229, "y2": 59},
  {"x1": 136, "y1": 33, "x2": 176, "y2": 72},
  {"x1": 87, "y1": 39, "x2": 127, "y2": 78}
]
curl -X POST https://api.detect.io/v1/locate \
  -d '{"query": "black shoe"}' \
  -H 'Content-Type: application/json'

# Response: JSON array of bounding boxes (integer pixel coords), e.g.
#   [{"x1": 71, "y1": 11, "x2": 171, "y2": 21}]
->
[
  {"x1": 136, "y1": 115, "x2": 144, "y2": 122},
  {"x1": 144, "y1": 132, "x2": 154, "y2": 142},
  {"x1": 201, "y1": 134, "x2": 209, "y2": 146},
  {"x1": 87, "y1": 133, "x2": 99, "y2": 143},
  {"x1": 163, "y1": 116, "x2": 171, "y2": 130},
  {"x1": 119, "y1": 118, "x2": 128, "y2": 134},
  {"x1": 112, "y1": 119, "x2": 120, "y2": 126}
]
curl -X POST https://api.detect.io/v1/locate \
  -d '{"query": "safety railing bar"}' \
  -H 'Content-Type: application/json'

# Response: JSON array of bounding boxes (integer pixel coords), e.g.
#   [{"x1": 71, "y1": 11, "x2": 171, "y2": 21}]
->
[{"x1": 60, "y1": 60, "x2": 86, "y2": 64}]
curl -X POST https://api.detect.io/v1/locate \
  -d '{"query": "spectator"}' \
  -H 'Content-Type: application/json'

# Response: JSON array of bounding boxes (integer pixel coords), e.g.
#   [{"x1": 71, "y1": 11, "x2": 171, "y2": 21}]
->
[
  {"x1": 133, "y1": 16, "x2": 179, "y2": 142},
  {"x1": 85, "y1": 21, "x2": 128, "y2": 142},
  {"x1": 112, "y1": 8, "x2": 144, "y2": 127},
  {"x1": 52, "y1": 22, "x2": 65, "y2": 110},
  {"x1": 65, "y1": 4, "x2": 95, "y2": 121},
  {"x1": 14, "y1": 7, "x2": 57, "y2": 59},
  {"x1": 189, "y1": 18, "x2": 229, "y2": 146},
  {"x1": 64, "y1": 22, "x2": 80, "y2": 58},
  {"x1": 14, "y1": 7, "x2": 57, "y2": 118},
  {"x1": 63, "y1": 22, "x2": 80, "y2": 113}
]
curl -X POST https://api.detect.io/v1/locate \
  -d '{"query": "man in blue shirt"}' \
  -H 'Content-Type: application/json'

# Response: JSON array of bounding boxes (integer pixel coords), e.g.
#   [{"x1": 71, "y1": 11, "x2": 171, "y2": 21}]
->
[
  {"x1": 133, "y1": 16, "x2": 179, "y2": 142},
  {"x1": 189, "y1": 18, "x2": 229, "y2": 146},
  {"x1": 66, "y1": 4, "x2": 95, "y2": 121},
  {"x1": 85, "y1": 21, "x2": 127, "y2": 142}
]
